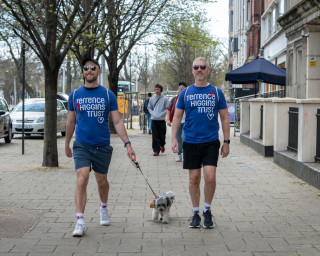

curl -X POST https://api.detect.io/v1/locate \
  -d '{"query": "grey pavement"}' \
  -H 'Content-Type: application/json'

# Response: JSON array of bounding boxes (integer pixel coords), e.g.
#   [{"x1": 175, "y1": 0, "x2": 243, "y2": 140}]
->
[{"x1": 0, "y1": 125, "x2": 320, "y2": 256}]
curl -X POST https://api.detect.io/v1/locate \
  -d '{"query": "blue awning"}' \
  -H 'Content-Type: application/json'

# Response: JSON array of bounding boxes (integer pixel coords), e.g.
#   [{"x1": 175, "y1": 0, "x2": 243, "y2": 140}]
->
[{"x1": 225, "y1": 57, "x2": 286, "y2": 85}]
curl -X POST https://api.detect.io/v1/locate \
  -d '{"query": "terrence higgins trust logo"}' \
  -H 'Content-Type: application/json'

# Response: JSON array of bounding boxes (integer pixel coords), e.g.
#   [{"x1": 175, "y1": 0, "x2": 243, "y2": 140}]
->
[
  {"x1": 76, "y1": 97, "x2": 106, "y2": 123},
  {"x1": 186, "y1": 91, "x2": 216, "y2": 120}
]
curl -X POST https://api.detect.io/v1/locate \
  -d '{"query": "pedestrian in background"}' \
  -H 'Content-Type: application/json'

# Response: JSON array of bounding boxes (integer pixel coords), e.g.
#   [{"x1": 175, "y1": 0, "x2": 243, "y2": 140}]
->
[
  {"x1": 171, "y1": 57, "x2": 230, "y2": 229},
  {"x1": 147, "y1": 84, "x2": 169, "y2": 156},
  {"x1": 65, "y1": 57, "x2": 135, "y2": 237},
  {"x1": 143, "y1": 92, "x2": 152, "y2": 134},
  {"x1": 166, "y1": 82, "x2": 187, "y2": 162}
]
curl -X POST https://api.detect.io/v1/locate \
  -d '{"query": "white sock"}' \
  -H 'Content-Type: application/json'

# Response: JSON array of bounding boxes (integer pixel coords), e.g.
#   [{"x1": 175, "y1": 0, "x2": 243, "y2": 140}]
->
[
  {"x1": 193, "y1": 207, "x2": 200, "y2": 215},
  {"x1": 204, "y1": 203, "x2": 211, "y2": 213},
  {"x1": 76, "y1": 213, "x2": 84, "y2": 224},
  {"x1": 101, "y1": 202, "x2": 107, "y2": 211}
]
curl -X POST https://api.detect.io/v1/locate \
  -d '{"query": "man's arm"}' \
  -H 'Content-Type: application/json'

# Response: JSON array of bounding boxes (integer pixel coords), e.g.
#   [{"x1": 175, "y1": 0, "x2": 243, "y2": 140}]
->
[
  {"x1": 171, "y1": 108, "x2": 184, "y2": 153},
  {"x1": 219, "y1": 108, "x2": 230, "y2": 158},
  {"x1": 65, "y1": 111, "x2": 76, "y2": 158},
  {"x1": 147, "y1": 99, "x2": 154, "y2": 116},
  {"x1": 110, "y1": 110, "x2": 135, "y2": 160},
  {"x1": 160, "y1": 97, "x2": 169, "y2": 117},
  {"x1": 166, "y1": 110, "x2": 172, "y2": 126}
]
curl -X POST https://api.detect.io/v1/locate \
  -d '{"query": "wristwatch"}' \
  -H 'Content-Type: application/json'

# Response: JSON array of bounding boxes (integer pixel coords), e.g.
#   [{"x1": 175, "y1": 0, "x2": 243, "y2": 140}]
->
[
  {"x1": 223, "y1": 140, "x2": 230, "y2": 144},
  {"x1": 124, "y1": 141, "x2": 131, "y2": 147}
]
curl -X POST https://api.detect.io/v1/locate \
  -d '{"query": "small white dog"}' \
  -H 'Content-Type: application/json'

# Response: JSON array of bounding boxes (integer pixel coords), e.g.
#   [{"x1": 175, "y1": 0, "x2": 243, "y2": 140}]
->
[{"x1": 151, "y1": 191, "x2": 175, "y2": 224}]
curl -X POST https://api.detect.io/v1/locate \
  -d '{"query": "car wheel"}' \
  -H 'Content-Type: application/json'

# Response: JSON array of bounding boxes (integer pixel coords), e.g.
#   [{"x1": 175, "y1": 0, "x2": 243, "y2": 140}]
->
[
  {"x1": 61, "y1": 131, "x2": 66, "y2": 136},
  {"x1": 5, "y1": 126, "x2": 12, "y2": 143}
]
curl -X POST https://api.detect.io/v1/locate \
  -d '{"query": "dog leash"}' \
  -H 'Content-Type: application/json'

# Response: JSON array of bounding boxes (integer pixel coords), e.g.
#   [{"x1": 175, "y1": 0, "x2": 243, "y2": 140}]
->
[{"x1": 131, "y1": 157, "x2": 158, "y2": 198}]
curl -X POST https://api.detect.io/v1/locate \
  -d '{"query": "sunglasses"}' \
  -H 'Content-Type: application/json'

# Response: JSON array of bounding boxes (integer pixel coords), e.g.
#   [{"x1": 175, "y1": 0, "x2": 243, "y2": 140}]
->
[
  {"x1": 83, "y1": 65, "x2": 97, "y2": 71},
  {"x1": 193, "y1": 65, "x2": 206, "y2": 70}
]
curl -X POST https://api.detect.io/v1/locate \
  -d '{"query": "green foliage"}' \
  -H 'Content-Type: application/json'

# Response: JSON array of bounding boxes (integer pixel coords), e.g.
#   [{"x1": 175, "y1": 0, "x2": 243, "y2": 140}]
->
[{"x1": 153, "y1": 10, "x2": 224, "y2": 89}]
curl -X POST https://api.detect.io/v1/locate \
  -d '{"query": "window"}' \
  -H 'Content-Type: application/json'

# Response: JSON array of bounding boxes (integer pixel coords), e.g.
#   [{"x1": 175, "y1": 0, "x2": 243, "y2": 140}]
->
[
  {"x1": 0, "y1": 99, "x2": 5, "y2": 111},
  {"x1": 57, "y1": 101, "x2": 63, "y2": 111}
]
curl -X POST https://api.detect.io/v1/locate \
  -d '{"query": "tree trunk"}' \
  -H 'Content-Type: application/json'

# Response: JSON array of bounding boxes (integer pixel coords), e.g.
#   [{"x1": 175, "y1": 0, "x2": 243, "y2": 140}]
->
[
  {"x1": 66, "y1": 56, "x2": 72, "y2": 94},
  {"x1": 108, "y1": 65, "x2": 119, "y2": 134},
  {"x1": 42, "y1": 68, "x2": 58, "y2": 167},
  {"x1": 107, "y1": 41, "x2": 120, "y2": 134}
]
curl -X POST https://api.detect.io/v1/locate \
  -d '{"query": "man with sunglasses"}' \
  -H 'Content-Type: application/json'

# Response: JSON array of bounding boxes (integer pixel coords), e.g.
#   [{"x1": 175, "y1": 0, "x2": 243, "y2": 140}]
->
[
  {"x1": 171, "y1": 57, "x2": 230, "y2": 229},
  {"x1": 65, "y1": 57, "x2": 135, "y2": 237}
]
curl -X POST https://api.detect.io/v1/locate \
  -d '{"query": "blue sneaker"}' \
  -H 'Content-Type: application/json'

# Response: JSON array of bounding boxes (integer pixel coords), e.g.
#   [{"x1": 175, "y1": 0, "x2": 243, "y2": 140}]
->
[
  {"x1": 203, "y1": 209, "x2": 215, "y2": 229},
  {"x1": 189, "y1": 212, "x2": 201, "y2": 228}
]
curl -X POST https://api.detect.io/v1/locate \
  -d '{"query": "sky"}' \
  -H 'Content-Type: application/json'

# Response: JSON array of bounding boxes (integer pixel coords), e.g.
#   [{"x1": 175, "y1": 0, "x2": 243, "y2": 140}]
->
[{"x1": 205, "y1": 0, "x2": 229, "y2": 40}]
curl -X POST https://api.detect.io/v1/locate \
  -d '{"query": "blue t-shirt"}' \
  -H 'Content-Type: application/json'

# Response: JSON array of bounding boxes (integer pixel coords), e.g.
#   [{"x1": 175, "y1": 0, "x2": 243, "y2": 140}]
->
[
  {"x1": 68, "y1": 85, "x2": 118, "y2": 146},
  {"x1": 176, "y1": 84, "x2": 227, "y2": 143}
]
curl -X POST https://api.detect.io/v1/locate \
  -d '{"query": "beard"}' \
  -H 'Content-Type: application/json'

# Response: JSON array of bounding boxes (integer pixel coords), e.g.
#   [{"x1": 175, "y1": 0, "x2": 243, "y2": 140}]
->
[
  {"x1": 84, "y1": 74, "x2": 98, "y2": 83},
  {"x1": 194, "y1": 73, "x2": 206, "y2": 81}
]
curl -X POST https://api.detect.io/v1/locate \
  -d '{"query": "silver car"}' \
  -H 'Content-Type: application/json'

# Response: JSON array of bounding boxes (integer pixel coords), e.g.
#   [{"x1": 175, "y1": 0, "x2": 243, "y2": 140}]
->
[
  {"x1": 10, "y1": 98, "x2": 67, "y2": 136},
  {"x1": 0, "y1": 97, "x2": 12, "y2": 143}
]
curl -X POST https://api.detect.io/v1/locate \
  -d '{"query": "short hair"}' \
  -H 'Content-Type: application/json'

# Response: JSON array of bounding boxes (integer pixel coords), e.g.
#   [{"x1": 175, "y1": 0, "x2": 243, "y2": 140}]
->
[
  {"x1": 154, "y1": 83, "x2": 163, "y2": 92},
  {"x1": 193, "y1": 57, "x2": 210, "y2": 67},
  {"x1": 147, "y1": 92, "x2": 152, "y2": 97},
  {"x1": 178, "y1": 82, "x2": 187, "y2": 87}
]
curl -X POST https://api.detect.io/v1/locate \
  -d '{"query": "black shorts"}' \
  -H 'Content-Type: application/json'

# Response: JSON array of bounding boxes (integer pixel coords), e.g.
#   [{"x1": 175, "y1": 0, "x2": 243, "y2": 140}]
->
[{"x1": 183, "y1": 140, "x2": 220, "y2": 169}]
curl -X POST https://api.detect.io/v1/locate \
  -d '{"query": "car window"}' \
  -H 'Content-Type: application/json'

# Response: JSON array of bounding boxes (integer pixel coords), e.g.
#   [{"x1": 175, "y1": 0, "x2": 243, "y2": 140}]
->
[
  {"x1": 15, "y1": 102, "x2": 45, "y2": 112},
  {"x1": 0, "y1": 99, "x2": 5, "y2": 111},
  {"x1": 0, "y1": 99, "x2": 9, "y2": 112},
  {"x1": 57, "y1": 101, "x2": 63, "y2": 111}
]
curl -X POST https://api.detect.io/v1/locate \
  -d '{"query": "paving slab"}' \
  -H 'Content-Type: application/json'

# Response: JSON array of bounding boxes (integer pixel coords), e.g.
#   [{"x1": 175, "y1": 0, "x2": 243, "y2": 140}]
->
[{"x1": 0, "y1": 126, "x2": 320, "y2": 255}]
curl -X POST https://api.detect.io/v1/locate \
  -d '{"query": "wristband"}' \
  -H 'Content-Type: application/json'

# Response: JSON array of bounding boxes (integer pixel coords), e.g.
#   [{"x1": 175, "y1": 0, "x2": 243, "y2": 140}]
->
[
  {"x1": 223, "y1": 140, "x2": 230, "y2": 144},
  {"x1": 124, "y1": 141, "x2": 131, "y2": 147}
]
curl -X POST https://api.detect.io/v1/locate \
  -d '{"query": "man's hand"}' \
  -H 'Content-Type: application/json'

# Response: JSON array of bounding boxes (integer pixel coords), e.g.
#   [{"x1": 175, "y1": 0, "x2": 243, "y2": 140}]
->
[
  {"x1": 220, "y1": 143, "x2": 229, "y2": 158},
  {"x1": 65, "y1": 145, "x2": 72, "y2": 158},
  {"x1": 171, "y1": 139, "x2": 179, "y2": 153},
  {"x1": 126, "y1": 144, "x2": 136, "y2": 160},
  {"x1": 166, "y1": 120, "x2": 172, "y2": 127}
]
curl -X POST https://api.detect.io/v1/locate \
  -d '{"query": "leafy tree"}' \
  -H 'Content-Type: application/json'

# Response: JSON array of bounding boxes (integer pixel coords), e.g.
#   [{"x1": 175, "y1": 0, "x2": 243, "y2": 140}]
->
[
  {"x1": 156, "y1": 15, "x2": 218, "y2": 88},
  {"x1": 0, "y1": 0, "x2": 100, "y2": 167}
]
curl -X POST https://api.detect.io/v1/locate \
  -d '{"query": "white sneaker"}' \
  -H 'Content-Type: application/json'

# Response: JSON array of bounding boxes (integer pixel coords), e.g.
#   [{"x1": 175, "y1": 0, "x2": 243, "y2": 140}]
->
[
  {"x1": 100, "y1": 209, "x2": 110, "y2": 226},
  {"x1": 72, "y1": 223, "x2": 85, "y2": 237},
  {"x1": 176, "y1": 154, "x2": 182, "y2": 162}
]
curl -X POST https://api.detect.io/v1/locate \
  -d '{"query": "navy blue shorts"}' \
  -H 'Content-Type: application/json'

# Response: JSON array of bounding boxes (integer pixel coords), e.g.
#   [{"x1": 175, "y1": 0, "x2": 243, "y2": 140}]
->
[
  {"x1": 73, "y1": 140, "x2": 113, "y2": 174},
  {"x1": 183, "y1": 140, "x2": 220, "y2": 169}
]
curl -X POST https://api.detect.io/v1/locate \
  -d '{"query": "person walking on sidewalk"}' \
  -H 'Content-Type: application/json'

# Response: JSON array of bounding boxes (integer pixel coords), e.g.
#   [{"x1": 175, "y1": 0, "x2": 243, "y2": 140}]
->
[
  {"x1": 147, "y1": 84, "x2": 169, "y2": 156},
  {"x1": 65, "y1": 57, "x2": 135, "y2": 237},
  {"x1": 166, "y1": 82, "x2": 187, "y2": 162},
  {"x1": 171, "y1": 57, "x2": 230, "y2": 229},
  {"x1": 143, "y1": 92, "x2": 152, "y2": 134}
]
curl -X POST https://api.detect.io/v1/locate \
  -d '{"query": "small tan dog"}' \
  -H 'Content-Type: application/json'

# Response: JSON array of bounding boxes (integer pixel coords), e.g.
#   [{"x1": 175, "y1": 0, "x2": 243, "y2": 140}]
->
[{"x1": 151, "y1": 191, "x2": 175, "y2": 224}]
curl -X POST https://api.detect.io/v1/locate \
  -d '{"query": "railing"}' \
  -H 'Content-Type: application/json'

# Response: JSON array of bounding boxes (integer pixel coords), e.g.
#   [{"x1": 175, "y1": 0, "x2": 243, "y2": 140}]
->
[
  {"x1": 287, "y1": 107, "x2": 298, "y2": 152},
  {"x1": 259, "y1": 89, "x2": 286, "y2": 98},
  {"x1": 233, "y1": 89, "x2": 285, "y2": 137},
  {"x1": 315, "y1": 109, "x2": 320, "y2": 162},
  {"x1": 260, "y1": 105, "x2": 263, "y2": 139}
]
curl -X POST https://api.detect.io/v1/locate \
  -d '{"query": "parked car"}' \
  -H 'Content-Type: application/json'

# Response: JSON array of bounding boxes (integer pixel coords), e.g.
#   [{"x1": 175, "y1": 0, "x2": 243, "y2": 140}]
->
[
  {"x1": 10, "y1": 98, "x2": 68, "y2": 137},
  {"x1": 57, "y1": 92, "x2": 69, "y2": 109},
  {"x1": 0, "y1": 97, "x2": 12, "y2": 143}
]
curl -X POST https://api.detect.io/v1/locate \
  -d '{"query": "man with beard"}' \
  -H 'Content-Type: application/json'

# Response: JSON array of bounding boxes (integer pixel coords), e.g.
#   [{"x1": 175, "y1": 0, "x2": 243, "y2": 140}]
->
[
  {"x1": 171, "y1": 57, "x2": 230, "y2": 229},
  {"x1": 65, "y1": 57, "x2": 135, "y2": 237}
]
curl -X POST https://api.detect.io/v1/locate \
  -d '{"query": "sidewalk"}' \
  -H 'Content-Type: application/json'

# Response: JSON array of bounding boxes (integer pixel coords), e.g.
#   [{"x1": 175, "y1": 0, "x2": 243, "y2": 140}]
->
[{"x1": 0, "y1": 125, "x2": 320, "y2": 256}]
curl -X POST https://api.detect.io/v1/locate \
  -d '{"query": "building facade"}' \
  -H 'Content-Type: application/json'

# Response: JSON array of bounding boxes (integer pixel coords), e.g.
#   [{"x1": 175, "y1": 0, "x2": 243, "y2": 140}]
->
[{"x1": 278, "y1": 0, "x2": 320, "y2": 99}]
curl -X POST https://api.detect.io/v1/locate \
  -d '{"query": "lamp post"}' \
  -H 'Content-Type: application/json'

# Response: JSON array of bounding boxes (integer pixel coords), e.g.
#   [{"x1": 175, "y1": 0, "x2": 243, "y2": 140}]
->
[
  {"x1": 62, "y1": 64, "x2": 65, "y2": 94},
  {"x1": 13, "y1": 76, "x2": 17, "y2": 105}
]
